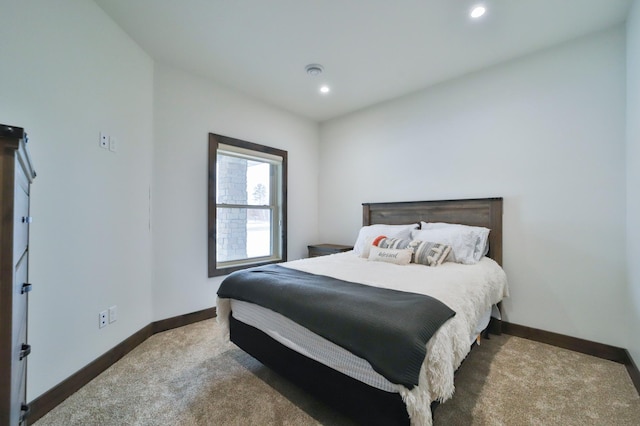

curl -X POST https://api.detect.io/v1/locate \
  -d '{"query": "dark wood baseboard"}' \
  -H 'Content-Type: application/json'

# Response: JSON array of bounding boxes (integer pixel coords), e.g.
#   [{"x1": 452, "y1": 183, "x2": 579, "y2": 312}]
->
[
  {"x1": 503, "y1": 321, "x2": 640, "y2": 396},
  {"x1": 27, "y1": 307, "x2": 217, "y2": 424},
  {"x1": 502, "y1": 321, "x2": 627, "y2": 362},
  {"x1": 625, "y1": 349, "x2": 640, "y2": 395},
  {"x1": 152, "y1": 307, "x2": 217, "y2": 334}
]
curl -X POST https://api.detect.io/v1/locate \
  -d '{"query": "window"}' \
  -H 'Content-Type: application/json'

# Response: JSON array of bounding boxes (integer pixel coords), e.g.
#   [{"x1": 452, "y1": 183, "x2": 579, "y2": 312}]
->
[{"x1": 208, "y1": 133, "x2": 287, "y2": 277}]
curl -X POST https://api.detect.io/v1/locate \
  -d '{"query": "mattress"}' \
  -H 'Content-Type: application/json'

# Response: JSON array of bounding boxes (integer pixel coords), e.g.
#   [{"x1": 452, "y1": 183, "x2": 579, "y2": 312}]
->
[{"x1": 230, "y1": 299, "x2": 493, "y2": 393}]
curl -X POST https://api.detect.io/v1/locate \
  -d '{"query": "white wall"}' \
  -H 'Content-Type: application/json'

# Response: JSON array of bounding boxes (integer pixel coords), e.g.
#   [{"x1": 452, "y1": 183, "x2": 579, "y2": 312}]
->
[
  {"x1": 152, "y1": 63, "x2": 319, "y2": 320},
  {"x1": 319, "y1": 28, "x2": 628, "y2": 347},
  {"x1": 0, "y1": 0, "x2": 318, "y2": 402},
  {"x1": 0, "y1": 1, "x2": 154, "y2": 400},
  {"x1": 627, "y1": 0, "x2": 640, "y2": 365}
]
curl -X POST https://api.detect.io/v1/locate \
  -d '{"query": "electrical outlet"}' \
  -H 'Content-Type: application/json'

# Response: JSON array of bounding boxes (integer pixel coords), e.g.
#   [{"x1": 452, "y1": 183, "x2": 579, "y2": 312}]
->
[
  {"x1": 99, "y1": 310, "x2": 108, "y2": 328},
  {"x1": 109, "y1": 136, "x2": 117, "y2": 152},
  {"x1": 108, "y1": 305, "x2": 117, "y2": 323},
  {"x1": 99, "y1": 132, "x2": 109, "y2": 149}
]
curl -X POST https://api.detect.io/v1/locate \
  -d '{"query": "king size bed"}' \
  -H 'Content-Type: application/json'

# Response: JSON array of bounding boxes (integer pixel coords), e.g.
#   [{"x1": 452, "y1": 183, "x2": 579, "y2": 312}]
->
[{"x1": 216, "y1": 198, "x2": 508, "y2": 425}]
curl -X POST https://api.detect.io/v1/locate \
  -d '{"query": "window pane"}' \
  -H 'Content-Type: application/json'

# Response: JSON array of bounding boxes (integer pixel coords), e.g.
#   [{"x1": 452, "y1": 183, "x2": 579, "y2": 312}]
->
[
  {"x1": 216, "y1": 207, "x2": 247, "y2": 262},
  {"x1": 216, "y1": 154, "x2": 270, "y2": 206},
  {"x1": 247, "y1": 209, "x2": 271, "y2": 258},
  {"x1": 247, "y1": 161, "x2": 270, "y2": 206},
  {"x1": 217, "y1": 207, "x2": 271, "y2": 262}
]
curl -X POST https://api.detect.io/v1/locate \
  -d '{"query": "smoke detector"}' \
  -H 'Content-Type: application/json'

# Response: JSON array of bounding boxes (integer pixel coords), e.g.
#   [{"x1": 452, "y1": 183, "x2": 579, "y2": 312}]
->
[{"x1": 305, "y1": 64, "x2": 324, "y2": 76}]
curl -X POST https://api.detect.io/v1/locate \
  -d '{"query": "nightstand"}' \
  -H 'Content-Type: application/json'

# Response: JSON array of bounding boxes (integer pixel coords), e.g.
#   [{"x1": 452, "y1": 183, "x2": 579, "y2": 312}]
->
[{"x1": 307, "y1": 244, "x2": 354, "y2": 258}]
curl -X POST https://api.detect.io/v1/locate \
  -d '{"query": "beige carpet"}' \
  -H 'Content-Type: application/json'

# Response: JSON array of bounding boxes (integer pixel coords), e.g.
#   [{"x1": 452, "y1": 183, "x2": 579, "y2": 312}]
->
[{"x1": 34, "y1": 319, "x2": 640, "y2": 425}]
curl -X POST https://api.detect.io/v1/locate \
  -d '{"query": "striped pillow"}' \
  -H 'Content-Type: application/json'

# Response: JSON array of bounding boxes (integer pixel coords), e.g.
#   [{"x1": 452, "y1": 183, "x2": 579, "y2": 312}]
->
[
  {"x1": 376, "y1": 237, "x2": 420, "y2": 251},
  {"x1": 413, "y1": 240, "x2": 451, "y2": 267}
]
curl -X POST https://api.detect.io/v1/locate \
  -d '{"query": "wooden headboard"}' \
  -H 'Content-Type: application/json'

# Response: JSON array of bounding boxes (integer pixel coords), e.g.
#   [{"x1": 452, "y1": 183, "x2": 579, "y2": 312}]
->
[{"x1": 362, "y1": 198, "x2": 503, "y2": 265}]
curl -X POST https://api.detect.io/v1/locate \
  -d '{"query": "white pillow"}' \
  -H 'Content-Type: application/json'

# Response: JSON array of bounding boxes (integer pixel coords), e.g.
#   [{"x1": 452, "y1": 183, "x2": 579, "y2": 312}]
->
[
  {"x1": 359, "y1": 236, "x2": 375, "y2": 258},
  {"x1": 353, "y1": 223, "x2": 418, "y2": 256},
  {"x1": 367, "y1": 246, "x2": 413, "y2": 265},
  {"x1": 420, "y1": 222, "x2": 490, "y2": 263}
]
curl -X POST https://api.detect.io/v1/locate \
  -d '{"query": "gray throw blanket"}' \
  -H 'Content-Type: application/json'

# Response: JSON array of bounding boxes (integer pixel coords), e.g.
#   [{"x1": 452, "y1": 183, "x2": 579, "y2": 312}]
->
[{"x1": 217, "y1": 264, "x2": 456, "y2": 388}]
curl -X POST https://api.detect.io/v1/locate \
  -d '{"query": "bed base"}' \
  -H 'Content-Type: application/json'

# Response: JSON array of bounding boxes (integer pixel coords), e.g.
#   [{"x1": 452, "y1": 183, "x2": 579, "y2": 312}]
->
[
  {"x1": 230, "y1": 314, "x2": 501, "y2": 425},
  {"x1": 230, "y1": 316, "x2": 411, "y2": 425}
]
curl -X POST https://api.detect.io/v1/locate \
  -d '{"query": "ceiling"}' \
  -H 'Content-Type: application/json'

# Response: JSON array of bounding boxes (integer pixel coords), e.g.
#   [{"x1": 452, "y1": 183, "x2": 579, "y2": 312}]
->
[{"x1": 95, "y1": 0, "x2": 632, "y2": 122}]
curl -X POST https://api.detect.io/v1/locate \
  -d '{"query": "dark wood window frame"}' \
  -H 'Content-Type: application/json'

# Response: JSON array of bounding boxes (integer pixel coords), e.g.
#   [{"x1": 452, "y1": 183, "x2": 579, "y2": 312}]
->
[{"x1": 208, "y1": 133, "x2": 287, "y2": 277}]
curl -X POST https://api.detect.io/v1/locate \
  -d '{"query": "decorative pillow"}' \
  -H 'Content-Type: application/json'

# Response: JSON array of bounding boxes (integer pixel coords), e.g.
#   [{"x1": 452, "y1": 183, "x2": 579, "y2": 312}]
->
[
  {"x1": 374, "y1": 236, "x2": 419, "y2": 262},
  {"x1": 367, "y1": 246, "x2": 413, "y2": 265},
  {"x1": 376, "y1": 236, "x2": 414, "y2": 250},
  {"x1": 420, "y1": 222, "x2": 490, "y2": 262},
  {"x1": 370, "y1": 237, "x2": 449, "y2": 267},
  {"x1": 412, "y1": 228, "x2": 477, "y2": 264},
  {"x1": 353, "y1": 223, "x2": 418, "y2": 256},
  {"x1": 360, "y1": 235, "x2": 407, "y2": 258},
  {"x1": 412, "y1": 240, "x2": 452, "y2": 266}
]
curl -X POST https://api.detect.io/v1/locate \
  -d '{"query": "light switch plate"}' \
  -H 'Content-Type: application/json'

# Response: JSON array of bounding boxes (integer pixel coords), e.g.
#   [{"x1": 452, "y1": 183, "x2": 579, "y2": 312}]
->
[{"x1": 108, "y1": 305, "x2": 117, "y2": 323}]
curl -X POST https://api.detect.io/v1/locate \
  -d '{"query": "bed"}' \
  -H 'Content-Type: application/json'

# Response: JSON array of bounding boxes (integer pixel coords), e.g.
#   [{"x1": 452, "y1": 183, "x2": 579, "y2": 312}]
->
[{"x1": 216, "y1": 198, "x2": 508, "y2": 425}]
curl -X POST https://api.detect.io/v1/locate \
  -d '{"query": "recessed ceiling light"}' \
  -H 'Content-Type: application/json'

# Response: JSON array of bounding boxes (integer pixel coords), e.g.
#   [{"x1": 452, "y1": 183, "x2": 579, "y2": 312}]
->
[
  {"x1": 470, "y1": 5, "x2": 486, "y2": 18},
  {"x1": 319, "y1": 85, "x2": 330, "y2": 94}
]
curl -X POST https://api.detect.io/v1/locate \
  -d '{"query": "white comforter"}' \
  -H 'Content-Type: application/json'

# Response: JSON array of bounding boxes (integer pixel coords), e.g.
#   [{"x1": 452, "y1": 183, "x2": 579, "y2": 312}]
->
[{"x1": 217, "y1": 252, "x2": 509, "y2": 425}]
